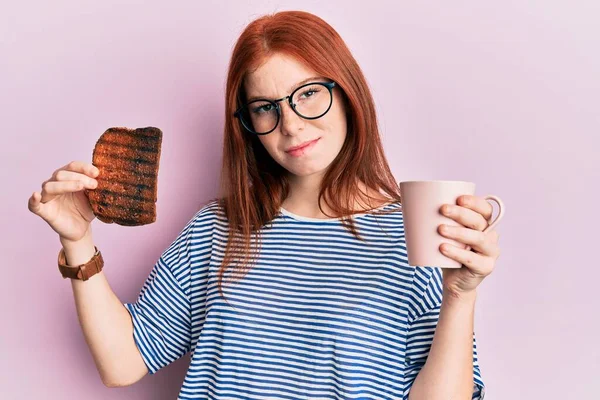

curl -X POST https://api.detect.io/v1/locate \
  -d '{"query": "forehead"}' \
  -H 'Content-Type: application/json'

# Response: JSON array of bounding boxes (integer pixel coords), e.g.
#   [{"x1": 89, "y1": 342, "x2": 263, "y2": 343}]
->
[{"x1": 243, "y1": 54, "x2": 322, "y2": 99}]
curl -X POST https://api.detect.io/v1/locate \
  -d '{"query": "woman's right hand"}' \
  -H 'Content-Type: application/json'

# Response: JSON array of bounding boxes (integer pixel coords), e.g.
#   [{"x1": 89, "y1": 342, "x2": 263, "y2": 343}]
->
[{"x1": 28, "y1": 161, "x2": 100, "y2": 244}]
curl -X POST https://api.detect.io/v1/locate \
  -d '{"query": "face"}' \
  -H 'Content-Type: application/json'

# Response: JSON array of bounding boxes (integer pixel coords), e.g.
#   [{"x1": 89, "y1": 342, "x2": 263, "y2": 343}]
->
[{"x1": 242, "y1": 53, "x2": 348, "y2": 179}]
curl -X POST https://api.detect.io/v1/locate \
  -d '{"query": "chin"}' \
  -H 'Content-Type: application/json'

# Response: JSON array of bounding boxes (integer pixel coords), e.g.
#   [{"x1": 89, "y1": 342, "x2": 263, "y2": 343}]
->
[{"x1": 283, "y1": 158, "x2": 335, "y2": 178}]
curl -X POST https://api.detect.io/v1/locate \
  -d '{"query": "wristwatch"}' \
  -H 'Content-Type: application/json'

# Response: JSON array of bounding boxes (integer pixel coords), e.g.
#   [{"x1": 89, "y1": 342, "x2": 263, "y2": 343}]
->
[{"x1": 58, "y1": 246, "x2": 104, "y2": 281}]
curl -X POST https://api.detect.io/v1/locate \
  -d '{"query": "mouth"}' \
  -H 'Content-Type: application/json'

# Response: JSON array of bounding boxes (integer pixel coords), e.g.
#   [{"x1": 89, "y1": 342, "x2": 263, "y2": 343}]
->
[{"x1": 285, "y1": 138, "x2": 321, "y2": 156}]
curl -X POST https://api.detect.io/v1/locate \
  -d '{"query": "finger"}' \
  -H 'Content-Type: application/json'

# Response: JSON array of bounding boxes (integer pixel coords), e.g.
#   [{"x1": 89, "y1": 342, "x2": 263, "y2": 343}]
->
[
  {"x1": 28, "y1": 191, "x2": 44, "y2": 216},
  {"x1": 491, "y1": 229, "x2": 500, "y2": 244},
  {"x1": 53, "y1": 161, "x2": 100, "y2": 180},
  {"x1": 457, "y1": 195, "x2": 494, "y2": 223},
  {"x1": 439, "y1": 242, "x2": 494, "y2": 276},
  {"x1": 40, "y1": 180, "x2": 94, "y2": 203},
  {"x1": 440, "y1": 203, "x2": 488, "y2": 231},
  {"x1": 42, "y1": 162, "x2": 99, "y2": 203},
  {"x1": 54, "y1": 169, "x2": 98, "y2": 187},
  {"x1": 438, "y1": 224, "x2": 497, "y2": 256}
]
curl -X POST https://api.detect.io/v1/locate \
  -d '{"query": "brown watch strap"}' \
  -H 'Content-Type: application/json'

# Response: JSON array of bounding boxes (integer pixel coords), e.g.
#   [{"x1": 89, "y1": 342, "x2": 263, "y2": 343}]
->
[{"x1": 58, "y1": 246, "x2": 104, "y2": 281}]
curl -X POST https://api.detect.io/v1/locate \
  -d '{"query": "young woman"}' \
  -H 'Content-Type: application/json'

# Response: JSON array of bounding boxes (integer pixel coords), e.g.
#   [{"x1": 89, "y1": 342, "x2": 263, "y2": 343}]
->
[{"x1": 28, "y1": 10, "x2": 499, "y2": 400}]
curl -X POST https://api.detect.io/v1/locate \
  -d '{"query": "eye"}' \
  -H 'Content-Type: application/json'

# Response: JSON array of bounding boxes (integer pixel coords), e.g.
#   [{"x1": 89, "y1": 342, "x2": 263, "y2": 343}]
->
[
  {"x1": 299, "y1": 88, "x2": 319, "y2": 99},
  {"x1": 252, "y1": 103, "x2": 274, "y2": 114}
]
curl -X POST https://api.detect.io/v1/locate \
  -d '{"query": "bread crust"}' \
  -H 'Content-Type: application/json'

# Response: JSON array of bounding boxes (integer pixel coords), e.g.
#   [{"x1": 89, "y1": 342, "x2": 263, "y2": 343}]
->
[{"x1": 85, "y1": 127, "x2": 162, "y2": 226}]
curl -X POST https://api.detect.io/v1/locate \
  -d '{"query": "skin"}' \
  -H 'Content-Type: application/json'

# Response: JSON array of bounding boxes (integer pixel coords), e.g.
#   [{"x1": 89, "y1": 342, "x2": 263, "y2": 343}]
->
[
  {"x1": 243, "y1": 54, "x2": 503, "y2": 399},
  {"x1": 409, "y1": 195, "x2": 501, "y2": 399},
  {"x1": 27, "y1": 54, "x2": 502, "y2": 394},
  {"x1": 243, "y1": 53, "x2": 502, "y2": 292},
  {"x1": 243, "y1": 53, "x2": 387, "y2": 218},
  {"x1": 438, "y1": 194, "x2": 501, "y2": 297}
]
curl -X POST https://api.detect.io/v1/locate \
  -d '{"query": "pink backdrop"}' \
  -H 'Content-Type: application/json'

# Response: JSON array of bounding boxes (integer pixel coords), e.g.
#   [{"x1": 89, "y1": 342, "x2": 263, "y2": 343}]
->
[{"x1": 2, "y1": 1, "x2": 598, "y2": 399}]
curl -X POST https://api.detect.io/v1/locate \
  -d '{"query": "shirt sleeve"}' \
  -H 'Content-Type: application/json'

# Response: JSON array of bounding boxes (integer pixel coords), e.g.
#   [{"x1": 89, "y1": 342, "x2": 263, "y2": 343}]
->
[
  {"x1": 403, "y1": 266, "x2": 486, "y2": 400},
  {"x1": 123, "y1": 214, "x2": 198, "y2": 375}
]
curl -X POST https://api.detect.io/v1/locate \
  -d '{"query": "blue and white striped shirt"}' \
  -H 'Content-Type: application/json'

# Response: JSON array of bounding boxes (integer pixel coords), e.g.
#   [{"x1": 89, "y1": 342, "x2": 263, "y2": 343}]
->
[{"x1": 124, "y1": 199, "x2": 485, "y2": 399}]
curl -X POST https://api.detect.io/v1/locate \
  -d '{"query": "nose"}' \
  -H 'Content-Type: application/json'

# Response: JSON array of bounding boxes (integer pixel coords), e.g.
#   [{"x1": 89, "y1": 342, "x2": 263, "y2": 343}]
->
[{"x1": 278, "y1": 97, "x2": 305, "y2": 135}]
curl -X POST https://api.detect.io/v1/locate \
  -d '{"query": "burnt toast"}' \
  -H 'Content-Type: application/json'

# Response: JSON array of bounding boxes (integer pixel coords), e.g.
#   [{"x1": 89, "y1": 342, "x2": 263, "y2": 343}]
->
[{"x1": 85, "y1": 127, "x2": 162, "y2": 226}]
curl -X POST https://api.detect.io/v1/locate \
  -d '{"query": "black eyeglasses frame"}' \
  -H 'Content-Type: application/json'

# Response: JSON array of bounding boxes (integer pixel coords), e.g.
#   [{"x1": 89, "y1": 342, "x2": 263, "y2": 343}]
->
[{"x1": 233, "y1": 80, "x2": 337, "y2": 135}]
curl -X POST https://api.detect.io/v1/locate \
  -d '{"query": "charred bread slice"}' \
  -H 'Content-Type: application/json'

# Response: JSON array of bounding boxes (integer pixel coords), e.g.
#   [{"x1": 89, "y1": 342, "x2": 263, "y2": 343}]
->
[{"x1": 85, "y1": 127, "x2": 162, "y2": 226}]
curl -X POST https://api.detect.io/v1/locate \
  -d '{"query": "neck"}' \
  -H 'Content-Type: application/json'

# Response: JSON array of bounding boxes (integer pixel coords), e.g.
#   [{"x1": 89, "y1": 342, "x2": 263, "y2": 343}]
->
[{"x1": 281, "y1": 172, "x2": 389, "y2": 219}]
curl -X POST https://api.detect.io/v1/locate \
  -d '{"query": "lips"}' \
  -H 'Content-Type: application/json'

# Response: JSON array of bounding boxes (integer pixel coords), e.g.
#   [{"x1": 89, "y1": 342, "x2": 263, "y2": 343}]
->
[{"x1": 285, "y1": 138, "x2": 320, "y2": 153}]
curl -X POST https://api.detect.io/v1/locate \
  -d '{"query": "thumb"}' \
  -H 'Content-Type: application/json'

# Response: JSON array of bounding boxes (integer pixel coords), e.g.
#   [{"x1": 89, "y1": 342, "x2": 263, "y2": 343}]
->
[{"x1": 28, "y1": 191, "x2": 45, "y2": 217}]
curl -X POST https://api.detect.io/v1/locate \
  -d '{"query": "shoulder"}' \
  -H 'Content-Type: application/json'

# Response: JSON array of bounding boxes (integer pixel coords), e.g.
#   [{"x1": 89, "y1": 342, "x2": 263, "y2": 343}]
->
[
  {"x1": 164, "y1": 199, "x2": 225, "y2": 261},
  {"x1": 189, "y1": 198, "x2": 226, "y2": 229},
  {"x1": 196, "y1": 198, "x2": 224, "y2": 218}
]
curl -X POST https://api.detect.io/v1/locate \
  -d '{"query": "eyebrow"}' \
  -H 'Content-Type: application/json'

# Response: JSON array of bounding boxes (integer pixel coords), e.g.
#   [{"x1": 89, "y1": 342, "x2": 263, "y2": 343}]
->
[{"x1": 246, "y1": 76, "x2": 327, "y2": 102}]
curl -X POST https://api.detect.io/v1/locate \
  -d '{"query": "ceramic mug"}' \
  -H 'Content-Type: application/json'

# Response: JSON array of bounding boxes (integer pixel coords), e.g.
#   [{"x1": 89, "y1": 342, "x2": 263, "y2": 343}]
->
[{"x1": 399, "y1": 180, "x2": 504, "y2": 268}]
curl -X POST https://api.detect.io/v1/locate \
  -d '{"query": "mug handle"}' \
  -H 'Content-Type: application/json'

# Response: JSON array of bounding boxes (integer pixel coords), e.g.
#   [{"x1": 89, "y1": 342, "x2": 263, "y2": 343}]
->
[{"x1": 464, "y1": 195, "x2": 504, "y2": 252}]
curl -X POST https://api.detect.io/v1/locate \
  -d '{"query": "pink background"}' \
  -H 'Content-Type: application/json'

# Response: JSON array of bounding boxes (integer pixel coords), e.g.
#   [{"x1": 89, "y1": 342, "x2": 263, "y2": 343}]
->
[{"x1": 2, "y1": 1, "x2": 598, "y2": 399}]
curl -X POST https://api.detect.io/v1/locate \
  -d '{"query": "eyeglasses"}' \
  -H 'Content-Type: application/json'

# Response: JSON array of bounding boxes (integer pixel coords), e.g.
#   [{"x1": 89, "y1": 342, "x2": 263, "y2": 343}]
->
[{"x1": 234, "y1": 80, "x2": 337, "y2": 135}]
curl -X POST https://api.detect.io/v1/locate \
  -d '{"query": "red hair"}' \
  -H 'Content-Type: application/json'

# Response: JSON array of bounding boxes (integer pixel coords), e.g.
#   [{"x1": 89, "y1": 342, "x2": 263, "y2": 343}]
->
[{"x1": 207, "y1": 10, "x2": 402, "y2": 300}]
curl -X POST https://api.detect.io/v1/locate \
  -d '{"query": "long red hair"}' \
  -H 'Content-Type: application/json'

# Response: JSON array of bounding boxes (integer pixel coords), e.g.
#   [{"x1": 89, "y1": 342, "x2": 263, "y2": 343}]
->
[{"x1": 207, "y1": 10, "x2": 402, "y2": 300}]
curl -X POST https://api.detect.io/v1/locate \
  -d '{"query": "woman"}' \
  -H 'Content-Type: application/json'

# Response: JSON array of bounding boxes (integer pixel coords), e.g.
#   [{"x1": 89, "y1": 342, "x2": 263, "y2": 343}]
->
[{"x1": 28, "y1": 10, "x2": 498, "y2": 400}]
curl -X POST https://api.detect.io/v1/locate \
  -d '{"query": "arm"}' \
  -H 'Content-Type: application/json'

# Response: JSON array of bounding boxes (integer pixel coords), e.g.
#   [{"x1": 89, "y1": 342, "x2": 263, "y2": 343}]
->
[
  {"x1": 408, "y1": 289, "x2": 477, "y2": 400},
  {"x1": 63, "y1": 232, "x2": 148, "y2": 388}
]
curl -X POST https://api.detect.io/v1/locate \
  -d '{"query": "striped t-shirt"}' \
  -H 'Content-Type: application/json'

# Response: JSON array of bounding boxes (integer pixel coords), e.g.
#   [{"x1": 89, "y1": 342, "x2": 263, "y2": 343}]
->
[{"x1": 124, "y1": 199, "x2": 486, "y2": 399}]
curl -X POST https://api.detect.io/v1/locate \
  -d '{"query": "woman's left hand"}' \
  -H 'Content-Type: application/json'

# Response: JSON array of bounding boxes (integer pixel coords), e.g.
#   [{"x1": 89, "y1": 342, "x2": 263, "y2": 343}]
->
[{"x1": 437, "y1": 195, "x2": 501, "y2": 298}]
